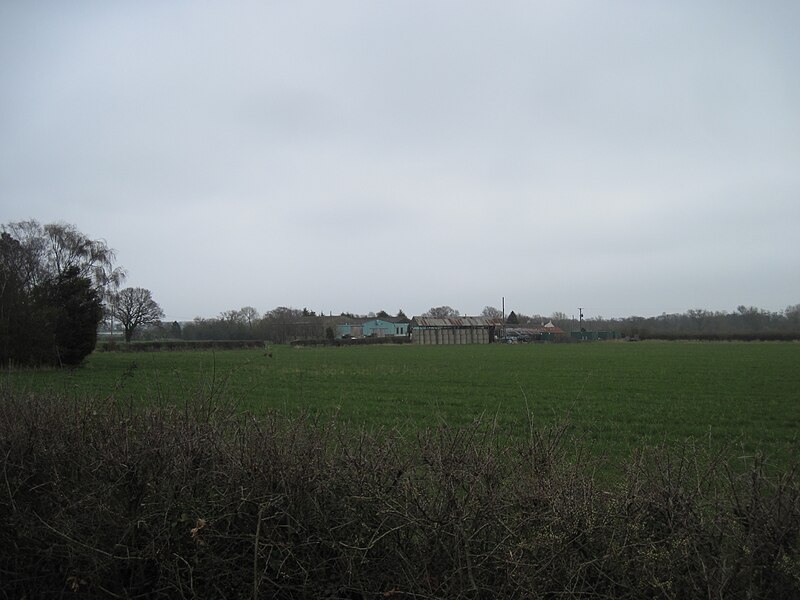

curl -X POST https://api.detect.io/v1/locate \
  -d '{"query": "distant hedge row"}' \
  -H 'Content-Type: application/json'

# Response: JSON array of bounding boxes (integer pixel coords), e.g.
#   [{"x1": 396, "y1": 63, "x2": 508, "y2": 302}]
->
[
  {"x1": 1, "y1": 389, "x2": 798, "y2": 599},
  {"x1": 637, "y1": 332, "x2": 800, "y2": 342},
  {"x1": 97, "y1": 337, "x2": 414, "y2": 352},
  {"x1": 97, "y1": 339, "x2": 267, "y2": 352},
  {"x1": 291, "y1": 336, "x2": 412, "y2": 347}
]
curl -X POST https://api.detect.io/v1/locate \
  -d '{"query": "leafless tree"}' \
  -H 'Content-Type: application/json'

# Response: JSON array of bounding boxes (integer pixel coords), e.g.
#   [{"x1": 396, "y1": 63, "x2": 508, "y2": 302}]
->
[
  {"x1": 2, "y1": 220, "x2": 125, "y2": 291},
  {"x1": 219, "y1": 309, "x2": 244, "y2": 324},
  {"x1": 481, "y1": 306, "x2": 503, "y2": 319},
  {"x1": 266, "y1": 306, "x2": 304, "y2": 322},
  {"x1": 239, "y1": 306, "x2": 260, "y2": 327},
  {"x1": 112, "y1": 287, "x2": 164, "y2": 342},
  {"x1": 423, "y1": 306, "x2": 460, "y2": 318}
]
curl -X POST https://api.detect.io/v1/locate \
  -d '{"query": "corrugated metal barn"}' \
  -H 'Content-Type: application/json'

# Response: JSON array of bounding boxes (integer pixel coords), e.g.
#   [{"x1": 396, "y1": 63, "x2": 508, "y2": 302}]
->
[{"x1": 410, "y1": 316, "x2": 504, "y2": 345}]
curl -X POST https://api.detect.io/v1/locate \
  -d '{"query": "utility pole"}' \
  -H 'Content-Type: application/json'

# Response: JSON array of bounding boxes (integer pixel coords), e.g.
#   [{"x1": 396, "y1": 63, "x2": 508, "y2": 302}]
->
[
  {"x1": 578, "y1": 307, "x2": 584, "y2": 332},
  {"x1": 502, "y1": 297, "x2": 506, "y2": 339}
]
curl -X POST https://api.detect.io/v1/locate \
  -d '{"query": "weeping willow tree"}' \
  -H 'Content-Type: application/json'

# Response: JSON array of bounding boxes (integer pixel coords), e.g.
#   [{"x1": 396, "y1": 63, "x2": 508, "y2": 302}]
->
[{"x1": 1, "y1": 220, "x2": 125, "y2": 366}]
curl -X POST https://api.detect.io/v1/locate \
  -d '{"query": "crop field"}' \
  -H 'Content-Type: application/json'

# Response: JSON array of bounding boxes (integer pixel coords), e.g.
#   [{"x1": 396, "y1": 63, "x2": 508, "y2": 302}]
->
[{"x1": 5, "y1": 341, "x2": 799, "y2": 468}]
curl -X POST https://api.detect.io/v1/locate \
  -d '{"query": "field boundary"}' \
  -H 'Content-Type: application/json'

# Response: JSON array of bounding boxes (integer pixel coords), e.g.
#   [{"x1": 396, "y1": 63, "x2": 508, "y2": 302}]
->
[
  {"x1": 290, "y1": 336, "x2": 412, "y2": 347},
  {"x1": 96, "y1": 339, "x2": 266, "y2": 352}
]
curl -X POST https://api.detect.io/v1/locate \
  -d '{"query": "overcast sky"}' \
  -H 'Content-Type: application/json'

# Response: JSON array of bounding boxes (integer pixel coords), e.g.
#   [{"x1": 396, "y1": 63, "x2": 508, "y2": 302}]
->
[{"x1": 2, "y1": 1, "x2": 798, "y2": 321}]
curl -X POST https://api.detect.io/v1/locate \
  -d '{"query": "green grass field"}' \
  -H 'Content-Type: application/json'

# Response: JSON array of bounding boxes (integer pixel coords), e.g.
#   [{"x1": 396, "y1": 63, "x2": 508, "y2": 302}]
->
[{"x1": 4, "y1": 341, "x2": 799, "y2": 467}]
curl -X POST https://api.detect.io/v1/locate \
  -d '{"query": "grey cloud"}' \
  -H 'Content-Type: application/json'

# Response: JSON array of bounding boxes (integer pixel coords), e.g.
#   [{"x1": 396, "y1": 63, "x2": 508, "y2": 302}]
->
[{"x1": 2, "y1": 1, "x2": 798, "y2": 320}]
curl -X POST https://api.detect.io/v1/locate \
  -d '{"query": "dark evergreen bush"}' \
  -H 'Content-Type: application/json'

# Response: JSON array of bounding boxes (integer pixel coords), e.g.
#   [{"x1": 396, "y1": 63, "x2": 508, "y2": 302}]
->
[{"x1": 44, "y1": 266, "x2": 104, "y2": 366}]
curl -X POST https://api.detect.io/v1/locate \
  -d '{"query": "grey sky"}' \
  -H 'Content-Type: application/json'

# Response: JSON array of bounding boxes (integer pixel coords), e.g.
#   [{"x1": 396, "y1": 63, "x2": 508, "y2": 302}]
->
[{"x1": 2, "y1": 1, "x2": 798, "y2": 321}]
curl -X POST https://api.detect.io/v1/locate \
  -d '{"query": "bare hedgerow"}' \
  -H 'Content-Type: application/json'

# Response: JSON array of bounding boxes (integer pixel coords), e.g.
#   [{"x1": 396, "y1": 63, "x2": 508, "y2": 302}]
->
[{"x1": 0, "y1": 386, "x2": 798, "y2": 599}]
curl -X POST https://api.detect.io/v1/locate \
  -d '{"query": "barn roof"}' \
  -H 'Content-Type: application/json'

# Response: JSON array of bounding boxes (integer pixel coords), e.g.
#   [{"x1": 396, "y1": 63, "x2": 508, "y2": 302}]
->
[
  {"x1": 381, "y1": 315, "x2": 411, "y2": 324},
  {"x1": 411, "y1": 316, "x2": 504, "y2": 328},
  {"x1": 507, "y1": 326, "x2": 567, "y2": 335},
  {"x1": 336, "y1": 315, "x2": 410, "y2": 325}
]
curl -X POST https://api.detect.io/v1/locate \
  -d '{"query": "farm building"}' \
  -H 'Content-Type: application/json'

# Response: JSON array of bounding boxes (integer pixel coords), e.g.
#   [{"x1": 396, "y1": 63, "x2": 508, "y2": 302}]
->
[
  {"x1": 505, "y1": 322, "x2": 567, "y2": 342},
  {"x1": 337, "y1": 316, "x2": 410, "y2": 339},
  {"x1": 410, "y1": 316, "x2": 504, "y2": 345}
]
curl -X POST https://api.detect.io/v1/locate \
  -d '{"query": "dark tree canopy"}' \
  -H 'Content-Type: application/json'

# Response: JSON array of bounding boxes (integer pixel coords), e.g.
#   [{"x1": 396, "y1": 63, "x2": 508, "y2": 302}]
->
[{"x1": 45, "y1": 266, "x2": 104, "y2": 365}]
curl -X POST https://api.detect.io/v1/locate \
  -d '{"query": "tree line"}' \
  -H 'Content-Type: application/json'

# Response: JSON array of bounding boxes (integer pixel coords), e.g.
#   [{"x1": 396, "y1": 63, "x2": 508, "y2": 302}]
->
[
  {"x1": 586, "y1": 305, "x2": 800, "y2": 339},
  {"x1": 180, "y1": 307, "x2": 408, "y2": 344},
  {"x1": 170, "y1": 303, "x2": 800, "y2": 344},
  {"x1": 479, "y1": 304, "x2": 800, "y2": 339},
  {"x1": 181, "y1": 307, "x2": 325, "y2": 345},
  {"x1": 1, "y1": 220, "x2": 164, "y2": 366}
]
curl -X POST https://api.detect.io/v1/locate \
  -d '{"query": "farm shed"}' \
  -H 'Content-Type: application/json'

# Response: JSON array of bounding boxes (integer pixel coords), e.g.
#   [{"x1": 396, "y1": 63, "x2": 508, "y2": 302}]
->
[
  {"x1": 337, "y1": 317, "x2": 410, "y2": 339},
  {"x1": 362, "y1": 318, "x2": 409, "y2": 338},
  {"x1": 410, "y1": 316, "x2": 504, "y2": 345}
]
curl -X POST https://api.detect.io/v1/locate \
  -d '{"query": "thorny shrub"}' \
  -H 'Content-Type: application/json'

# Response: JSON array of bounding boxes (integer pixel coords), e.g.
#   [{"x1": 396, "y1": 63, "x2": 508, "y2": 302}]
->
[{"x1": 0, "y1": 387, "x2": 798, "y2": 599}]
